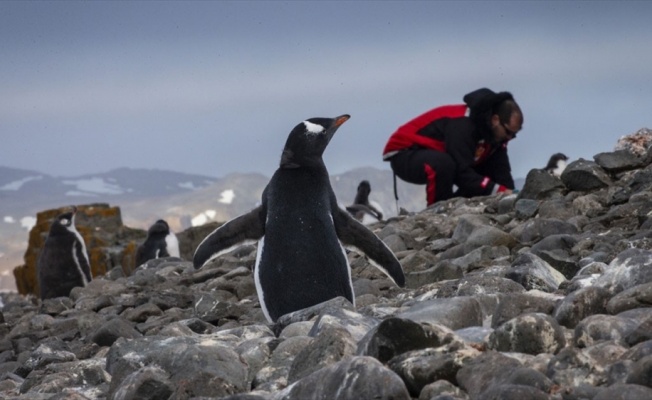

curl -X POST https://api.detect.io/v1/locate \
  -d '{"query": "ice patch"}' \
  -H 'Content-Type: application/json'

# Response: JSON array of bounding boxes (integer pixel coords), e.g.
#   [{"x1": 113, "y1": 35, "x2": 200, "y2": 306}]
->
[
  {"x1": 3, "y1": 216, "x2": 15, "y2": 224},
  {"x1": 0, "y1": 175, "x2": 43, "y2": 190},
  {"x1": 62, "y1": 177, "x2": 124, "y2": 195},
  {"x1": 218, "y1": 189, "x2": 235, "y2": 204},
  {"x1": 205, "y1": 210, "x2": 217, "y2": 219},
  {"x1": 21, "y1": 216, "x2": 37, "y2": 230}
]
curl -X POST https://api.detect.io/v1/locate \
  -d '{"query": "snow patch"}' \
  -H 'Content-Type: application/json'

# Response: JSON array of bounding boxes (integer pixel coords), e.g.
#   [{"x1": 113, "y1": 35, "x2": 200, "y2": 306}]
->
[
  {"x1": 218, "y1": 189, "x2": 235, "y2": 204},
  {"x1": 21, "y1": 216, "x2": 37, "y2": 230},
  {"x1": 62, "y1": 177, "x2": 124, "y2": 195},
  {"x1": 3, "y1": 216, "x2": 15, "y2": 224},
  {"x1": 0, "y1": 175, "x2": 43, "y2": 190},
  {"x1": 65, "y1": 191, "x2": 99, "y2": 197},
  {"x1": 178, "y1": 181, "x2": 197, "y2": 190},
  {"x1": 192, "y1": 209, "x2": 218, "y2": 227}
]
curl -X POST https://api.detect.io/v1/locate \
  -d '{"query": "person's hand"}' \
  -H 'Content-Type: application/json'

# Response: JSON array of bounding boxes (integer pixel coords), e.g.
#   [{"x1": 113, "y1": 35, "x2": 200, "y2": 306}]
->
[{"x1": 502, "y1": 189, "x2": 513, "y2": 195}]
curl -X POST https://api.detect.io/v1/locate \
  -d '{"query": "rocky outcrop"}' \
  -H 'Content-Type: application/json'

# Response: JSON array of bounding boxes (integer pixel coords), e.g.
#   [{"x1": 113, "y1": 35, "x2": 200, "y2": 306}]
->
[
  {"x1": 2, "y1": 129, "x2": 652, "y2": 399},
  {"x1": 12, "y1": 204, "x2": 147, "y2": 296},
  {"x1": 12, "y1": 205, "x2": 222, "y2": 297}
]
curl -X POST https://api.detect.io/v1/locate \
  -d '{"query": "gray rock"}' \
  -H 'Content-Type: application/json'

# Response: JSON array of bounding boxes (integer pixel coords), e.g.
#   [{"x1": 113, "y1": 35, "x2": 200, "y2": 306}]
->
[
  {"x1": 574, "y1": 314, "x2": 640, "y2": 347},
  {"x1": 594, "y1": 150, "x2": 646, "y2": 173},
  {"x1": 594, "y1": 248, "x2": 652, "y2": 294},
  {"x1": 489, "y1": 313, "x2": 566, "y2": 355},
  {"x1": 607, "y1": 282, "x2": 652, "y2": 314},
  {"x1": 406, "y1": 261, "x2": 463, "y2": 289},
  {"x1": 418, "y1": 379, "x2": 469, "y2": 400},
  {"x1": 561, "y1": 158, "x2": 612, "y2": 191},
  {"x1": 553, "y1": 286, "x2": 611, "y2": 328},
  {"x1": 253, "y1": 336, "x2": 313, "y2": 392},
  {"x1": 106, "y1": 335, "x2": 248, "y2": 398},
  {"x1": 272, "y1": 356, "x2": 410, "y2": 400},
  {"x1": 439, "y1": 275, "x2": 524, "y2": 298},
  {"x1": 476, "y1": 384, "x2": 549, "y2": 400},
  {"x1": 357, "y1": 318, "x2": 463, "y2": 363},
  {"x1": 111, "y1": 366, "x2": 174, "y2": 400},
  {"x1": 397, "y1": 297, "x2": 484, "y2": 330},
  {"x1": 625, "y1": 354, "x2": 652, "y2": 387},
  {"x1": 514, "y1": 199, "x2": 539, "y2": 219},
  {"x1": 308, "y1": 307, "x2": 378, "y2": 343},
  {"x1": 505, "y1": 252, "x2": 566, "y2": 292},
  {"x1": 509, "y1": 217, "x2": 578, "y2": 244},
  {"x1": 287, "y1": 327, "x2": 356, "y2": 383},
  {"x1": 90, "y1": 317, "x2": 142, "y2": 347},
  {"x1": 491, "y1": 292, "x2": 557, "y2": 328},
  {"x1": 272, "y1": 296, "x2": 354, "y2": 335},
  {"x1": 455, "y1": 352, "x2": 521, "y2": 398},
  {"x1": 518, "y1": 169, "x2": 566, "y2": 201},
  {"x1": 388, "y1": 344, "x2": 478, "y2": 397},
  {"x1": 593, "y1": 383, "x2": 652, "y2": 400}
]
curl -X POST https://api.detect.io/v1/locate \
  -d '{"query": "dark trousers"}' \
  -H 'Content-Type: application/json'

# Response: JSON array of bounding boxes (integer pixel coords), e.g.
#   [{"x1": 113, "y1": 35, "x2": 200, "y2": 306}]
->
[{"x1": 390, "y1": 149, "x2": 456, "y2": 206}]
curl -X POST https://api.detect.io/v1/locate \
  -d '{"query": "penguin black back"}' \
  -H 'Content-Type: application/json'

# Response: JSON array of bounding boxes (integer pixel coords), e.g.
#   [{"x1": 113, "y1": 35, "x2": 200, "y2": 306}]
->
[
  {"x1": 346, "y1": 180, "x2": 383, "y2": 222},
  {"x1": 136, "y1": 219, "x2": 179, "y2": 267},
  {"x1": 193, "y1": 114, "x2": 405, "y2": 323},
  {"x1": 38, "y1": 206, "x2": 92, "y2": 299}
]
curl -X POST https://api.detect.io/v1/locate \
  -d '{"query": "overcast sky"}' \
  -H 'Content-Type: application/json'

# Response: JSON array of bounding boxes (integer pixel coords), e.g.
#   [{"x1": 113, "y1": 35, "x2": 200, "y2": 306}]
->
[{"x1": 2, "y1": 1, "x2": 651, "y2": 181}]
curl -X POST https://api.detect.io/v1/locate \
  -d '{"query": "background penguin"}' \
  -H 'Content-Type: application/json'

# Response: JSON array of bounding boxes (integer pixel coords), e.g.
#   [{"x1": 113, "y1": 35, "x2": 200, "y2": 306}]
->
[
  {"x1": 135, "y1": 219, "x2": 180, "y2": 267},
  {"x1": 37, "y1": 206, "x2": 92, "y2": 299},
  {"x1": 346, "y1": 180, "x2": 384, "y2": 224},
  {"x1": 193, "y1": 115, "x2": 405, "y2": 323},
  {"x1": 544, "y1": 153, "x2": 569, "y2": 177}
]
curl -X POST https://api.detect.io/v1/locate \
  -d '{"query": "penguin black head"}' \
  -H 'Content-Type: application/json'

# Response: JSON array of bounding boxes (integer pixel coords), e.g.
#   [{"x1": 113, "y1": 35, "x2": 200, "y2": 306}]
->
[
  {"x1": 544, "y1": 153, "x2": 569, "y2": 177},
  {"x1": 49, "y1": 206, "x2": 78, "y2": 237},
  {"x1": 280, "y1": 114, "x2": 350, "y2": 168},
  {"x1": 354, "y1": 180, "x2": 371, "y2": 204},
  {"x1": 148, "y1": 219, "x2": 171, "y2": 237}
]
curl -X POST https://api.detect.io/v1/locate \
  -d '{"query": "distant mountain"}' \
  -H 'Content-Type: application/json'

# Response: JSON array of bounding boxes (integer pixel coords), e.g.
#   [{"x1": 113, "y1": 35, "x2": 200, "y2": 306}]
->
[{"x1": 0, "y1": 165, "x2": 525, "y2": 291}]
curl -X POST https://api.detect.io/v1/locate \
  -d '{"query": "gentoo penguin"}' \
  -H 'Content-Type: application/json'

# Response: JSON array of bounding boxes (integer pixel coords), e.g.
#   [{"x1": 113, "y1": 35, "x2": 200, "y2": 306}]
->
[
  {"x1": 346, "y1": 180, "x2": 384, "y2": 224},
  {"x1": 193, "y1": 115, "x2": 405, "y2": 323},
  {"x1": 37, "y1": 206, "x2": 92, "y2": 299},
  {"x1": 544, "y1": 153, "x2": 569, "y2": 177},
  {"x1": 135, "y1": 219, "x2": 180, "y2": 267}
]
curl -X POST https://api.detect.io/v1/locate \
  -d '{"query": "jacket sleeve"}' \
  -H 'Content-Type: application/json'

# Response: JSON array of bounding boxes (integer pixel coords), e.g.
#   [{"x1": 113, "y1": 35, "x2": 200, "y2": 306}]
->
[
  {"x1": 483, "y1": 143, "x2": 515, "y2": 190},
  {"x1": 444, "y1": 118, "x2": 514, "y2": 196}
]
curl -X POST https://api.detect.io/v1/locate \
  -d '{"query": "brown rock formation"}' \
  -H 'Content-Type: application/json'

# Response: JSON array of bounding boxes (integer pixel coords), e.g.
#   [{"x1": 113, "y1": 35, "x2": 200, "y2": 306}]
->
[{"x1": 12, "y1": 203, "x2": 146, "y2": 296}]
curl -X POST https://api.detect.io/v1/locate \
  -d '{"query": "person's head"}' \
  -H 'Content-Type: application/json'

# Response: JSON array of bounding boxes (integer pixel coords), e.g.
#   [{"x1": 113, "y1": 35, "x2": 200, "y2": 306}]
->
[{"x1": 490, "y1": 98, "x2": 523, "y2": 142}]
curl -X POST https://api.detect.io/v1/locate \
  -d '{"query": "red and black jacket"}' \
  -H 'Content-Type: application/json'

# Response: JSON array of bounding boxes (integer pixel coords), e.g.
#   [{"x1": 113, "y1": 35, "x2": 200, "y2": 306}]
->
[{"x1": 383, "y1": 102, "x2": 514, "y2": 197}]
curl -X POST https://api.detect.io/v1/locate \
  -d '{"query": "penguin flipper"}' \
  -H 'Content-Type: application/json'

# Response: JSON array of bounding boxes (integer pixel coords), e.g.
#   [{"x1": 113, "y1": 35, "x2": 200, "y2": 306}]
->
[
  {"x1": 193, "y1": 206, "x2": 265, "y2": 269},
  {"x1": 332, "y1": 207, "x2": 405, "y2": 287}
]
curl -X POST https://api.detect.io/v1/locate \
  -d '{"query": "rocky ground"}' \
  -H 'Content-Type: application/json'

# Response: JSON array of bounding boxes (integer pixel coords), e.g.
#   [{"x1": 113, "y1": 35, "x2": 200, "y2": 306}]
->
[{"x1": 2, "y1": 130, "x2": 652, "y2": 399}]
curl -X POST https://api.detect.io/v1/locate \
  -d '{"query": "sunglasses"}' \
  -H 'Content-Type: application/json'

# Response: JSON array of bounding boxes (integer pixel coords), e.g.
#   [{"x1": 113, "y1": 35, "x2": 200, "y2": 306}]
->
[{"x1": 503, "y1": 124, "x2": 518, "y2": 138}]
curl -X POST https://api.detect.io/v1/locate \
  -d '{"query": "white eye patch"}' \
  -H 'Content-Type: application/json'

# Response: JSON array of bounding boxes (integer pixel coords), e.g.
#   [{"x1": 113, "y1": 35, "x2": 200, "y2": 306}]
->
[
  {"x1": 303, "y1": 121, "x2": 325, "y2": 135},
  {"x1": 60, "y1": 218, "x2": 69, "y2": 225}
]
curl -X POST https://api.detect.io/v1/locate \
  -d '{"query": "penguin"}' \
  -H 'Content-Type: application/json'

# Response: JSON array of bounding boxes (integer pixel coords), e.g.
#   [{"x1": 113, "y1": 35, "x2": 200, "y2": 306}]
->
[
  {"x1": 135, "y1": 219, "x2": 180, "y2": 267},
  {"x1": 37, "y1": 206, "x2": 92, "y2": 300},
  {"x1": 193, "y1": 115, "x2": 405, "y2": 323},
  {"x1": 544, "y1": 153, "x2": 569, "y2": 177},
  {"x1": 346, "y1": 180, "x2": 384, "y2": 224}
]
